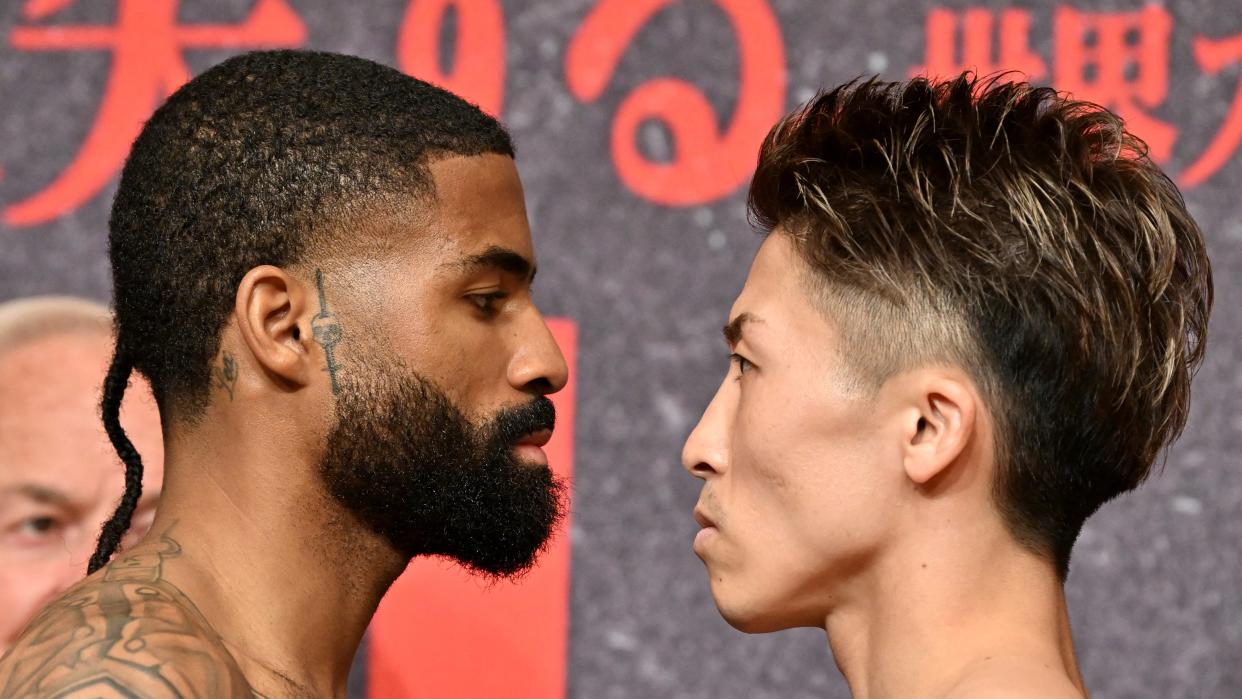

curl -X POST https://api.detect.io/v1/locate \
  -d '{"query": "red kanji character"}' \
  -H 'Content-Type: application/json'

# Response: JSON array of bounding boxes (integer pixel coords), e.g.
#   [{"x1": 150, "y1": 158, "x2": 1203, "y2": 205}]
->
[
  {"x1": 1179, "y1": 33, "x2": 1242, "y2": 187},
  {"x1": 565, "y1": 0, "x2": 786, "y2": 207},
  {"x1": 911, "y1": 8, "x2": 1047, "y2": 81},
  {"x1": 6, "y1": 0, "x2": 306, "y2": 227},
  {"x1": 397, "y1": 0, "x2": 505, "y2": 117},
  {"x1": 1053, "y1": 4, "x2": 1176, "y2": 162}
]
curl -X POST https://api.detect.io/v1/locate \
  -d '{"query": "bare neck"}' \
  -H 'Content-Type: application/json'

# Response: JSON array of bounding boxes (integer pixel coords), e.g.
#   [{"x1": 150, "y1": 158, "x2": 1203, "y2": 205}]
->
[
  {"x1": 142, "y1": 409, "x2": 405, "y2": 698},
  {"x1": 824, "y1": 528, "x2": 1087, "y2": 699}
]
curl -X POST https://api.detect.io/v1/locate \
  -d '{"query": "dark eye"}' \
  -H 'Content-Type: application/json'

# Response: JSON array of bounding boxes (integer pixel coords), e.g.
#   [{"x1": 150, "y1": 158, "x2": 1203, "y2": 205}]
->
[
  {"x1": 20, "y1": 516, "x2": 59, "y2": 537},
  {"x1": 467, "y1": 292, "x2": 508, "y2": 316},
  {"x1": 730, "y1": 353, "x2": 754, "y2": 377}
]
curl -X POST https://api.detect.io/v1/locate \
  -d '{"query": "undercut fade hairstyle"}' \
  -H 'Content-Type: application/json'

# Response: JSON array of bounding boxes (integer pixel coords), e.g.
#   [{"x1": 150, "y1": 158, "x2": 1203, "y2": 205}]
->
[
  {"x1": 92, "y1": 50, "x2": 514, "y2": 573},
  {"x1": 748, "y1": 72, "x2": 1212, "y2": 578}
]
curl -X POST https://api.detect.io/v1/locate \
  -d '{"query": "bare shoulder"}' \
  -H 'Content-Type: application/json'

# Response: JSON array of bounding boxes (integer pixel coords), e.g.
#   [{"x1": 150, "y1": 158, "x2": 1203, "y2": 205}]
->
[
  {"x1": 943, "y1": 657, "x2": 1088, "y2": 699},
  {"x1": 0, "y1": 536, "x2": 254, "y2": 699}
]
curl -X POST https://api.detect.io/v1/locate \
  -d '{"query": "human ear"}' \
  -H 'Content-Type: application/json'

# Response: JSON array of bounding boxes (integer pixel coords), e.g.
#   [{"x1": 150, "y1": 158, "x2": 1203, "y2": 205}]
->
[
  {"x1": 233, "y1": 265, "x2": 314, "y2": 388},
  {"x1": 901, "y1": 372, "x2": 977, "y2": 485}
]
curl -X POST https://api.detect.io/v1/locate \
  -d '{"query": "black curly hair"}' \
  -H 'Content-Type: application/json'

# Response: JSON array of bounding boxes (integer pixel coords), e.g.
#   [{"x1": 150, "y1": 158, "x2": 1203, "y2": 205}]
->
[{"x1": 90, "y1": 50, "x2": 514, "y2": 573}]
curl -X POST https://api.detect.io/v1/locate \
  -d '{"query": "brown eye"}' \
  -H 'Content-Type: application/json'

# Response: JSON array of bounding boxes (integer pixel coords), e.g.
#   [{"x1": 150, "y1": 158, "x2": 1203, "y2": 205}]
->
[
  {"x1": 22, "y1": 516, "x2": 57, "y2": 534},
  {"x1": 467, "y1": 292, "x2": 508, "y2": 315}
]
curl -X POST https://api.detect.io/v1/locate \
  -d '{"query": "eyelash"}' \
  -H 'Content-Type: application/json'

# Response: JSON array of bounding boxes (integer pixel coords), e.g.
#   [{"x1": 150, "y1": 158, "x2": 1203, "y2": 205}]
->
[
  {"x1": 468, "y1": 291, "x2": 509, "y2": 315},
  {"x1": 730, "y1": 353, "x2": 754, "y2": 378},
  {"x1": 13, "y1": 515, "x2": 60, "y2": 540}
]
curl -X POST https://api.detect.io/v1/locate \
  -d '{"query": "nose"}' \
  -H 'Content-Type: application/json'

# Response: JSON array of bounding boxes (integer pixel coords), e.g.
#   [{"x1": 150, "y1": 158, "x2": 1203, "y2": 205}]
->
[
  {"x1": 507, "y1": 306, "x2": 569, "y2": 396},
  {"x1": 682, "y1": 378, "x2": 733, "y2": 480}
]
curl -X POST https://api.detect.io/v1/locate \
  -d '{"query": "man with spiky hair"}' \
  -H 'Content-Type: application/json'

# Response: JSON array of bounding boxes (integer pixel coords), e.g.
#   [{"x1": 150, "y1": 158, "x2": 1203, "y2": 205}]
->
[
  {"x1": 683, "y1": 73, "x2": 1211, "y2": 698},
  {"x1": 0, "y1": 50, "x2": 568, "y2": 698}
]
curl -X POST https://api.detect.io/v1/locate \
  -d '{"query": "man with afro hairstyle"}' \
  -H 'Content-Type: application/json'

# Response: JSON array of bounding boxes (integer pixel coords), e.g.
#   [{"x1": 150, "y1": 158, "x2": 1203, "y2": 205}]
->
[{"x1": 0, "y1": 50, "x2": 569, "y2": 698}]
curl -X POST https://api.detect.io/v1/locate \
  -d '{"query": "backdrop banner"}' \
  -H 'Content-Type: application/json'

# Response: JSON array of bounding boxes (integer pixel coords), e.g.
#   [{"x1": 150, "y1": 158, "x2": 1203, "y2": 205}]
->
[{"x1": 1, "y1": 1, "x2": 1238, "y2": 697}]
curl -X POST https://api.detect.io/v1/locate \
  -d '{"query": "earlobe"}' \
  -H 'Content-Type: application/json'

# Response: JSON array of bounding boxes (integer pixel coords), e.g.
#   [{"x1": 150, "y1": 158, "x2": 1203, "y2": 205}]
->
[
  {"x1": 234, "y1": 265, "x2": 314, "y2": 389},
  {"x1": 902, "y1": 376, "x2": 977, "y2": 485}
]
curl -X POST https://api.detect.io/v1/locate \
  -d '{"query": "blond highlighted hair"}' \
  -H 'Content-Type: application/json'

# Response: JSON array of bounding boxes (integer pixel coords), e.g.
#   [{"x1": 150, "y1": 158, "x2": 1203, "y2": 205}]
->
[{"x1": 748, "y1": 73, "x2": 1213, "y2": 577}]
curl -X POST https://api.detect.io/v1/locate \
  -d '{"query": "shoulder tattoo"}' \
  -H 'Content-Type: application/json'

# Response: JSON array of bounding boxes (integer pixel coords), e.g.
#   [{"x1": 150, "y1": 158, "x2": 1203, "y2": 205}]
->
[{"x1": 0, "y1": 534, "x2": 254, "y2": 698}]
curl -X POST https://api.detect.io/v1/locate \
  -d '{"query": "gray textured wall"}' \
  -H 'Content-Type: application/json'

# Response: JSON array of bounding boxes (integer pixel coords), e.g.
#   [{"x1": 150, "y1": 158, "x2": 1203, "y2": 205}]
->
[{"x1": 0, "y1": 1, "x2": 1238, "y2": 697}]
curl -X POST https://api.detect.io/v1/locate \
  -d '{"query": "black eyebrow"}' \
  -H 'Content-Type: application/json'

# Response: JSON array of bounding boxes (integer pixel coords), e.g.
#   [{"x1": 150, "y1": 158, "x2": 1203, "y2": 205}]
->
[
  {"x1": 723, "y1": 312, "x2": 760, "y2": 349},
  {"x1": 449, "y1": 245, "x2": 536, "y2": 284}
]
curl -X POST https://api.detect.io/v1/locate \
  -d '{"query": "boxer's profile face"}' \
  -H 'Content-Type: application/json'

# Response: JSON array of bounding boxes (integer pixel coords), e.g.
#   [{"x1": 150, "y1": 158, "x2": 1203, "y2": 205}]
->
[
  {"x1": 316, "y1": 154, "x2": 570, "y2": 575},
  {"x1": 683, "y1": 233, "x2": 907, "y2": 631}
]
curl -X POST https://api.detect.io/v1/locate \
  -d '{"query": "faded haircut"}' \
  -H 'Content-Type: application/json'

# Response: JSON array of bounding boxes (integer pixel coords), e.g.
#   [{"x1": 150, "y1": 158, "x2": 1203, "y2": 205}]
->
[
  {"x1": 747, "y1": 73, "x2": 1213, "y2": 578},
  {"x1": 109, "y1": 49, "x2": 514, "y2": 422}
]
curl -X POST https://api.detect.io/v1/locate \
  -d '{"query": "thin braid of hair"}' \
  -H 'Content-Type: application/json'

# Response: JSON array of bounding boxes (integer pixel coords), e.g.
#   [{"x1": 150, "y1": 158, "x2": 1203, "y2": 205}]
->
[{"x1": 87, "y1": 349, "x2": 145, "y2": 574}]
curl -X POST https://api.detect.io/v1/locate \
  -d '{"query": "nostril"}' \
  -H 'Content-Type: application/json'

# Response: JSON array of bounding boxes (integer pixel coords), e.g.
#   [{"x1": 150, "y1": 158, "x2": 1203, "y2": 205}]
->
[
  {"x1": 691, "y1": 461, "x2": 717, "y2": 477},
  {"x1": 525, "y1": 377, "x2": 554, "y2": 395}
]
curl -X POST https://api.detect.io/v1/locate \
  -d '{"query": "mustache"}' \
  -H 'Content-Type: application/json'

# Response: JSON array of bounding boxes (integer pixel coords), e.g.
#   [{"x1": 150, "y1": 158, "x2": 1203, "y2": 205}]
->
[{"x1": 485, "y1": 396, "x2": 556, "y2": 446}]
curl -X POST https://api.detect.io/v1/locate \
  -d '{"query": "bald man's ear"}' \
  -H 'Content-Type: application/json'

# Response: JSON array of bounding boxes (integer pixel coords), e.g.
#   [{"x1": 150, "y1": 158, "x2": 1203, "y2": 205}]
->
[
  {"x1": 234, "y1": 265, "x2": 313, "y2": 388},
  {"x1": 901, "y1": 373, "x2": 978, "y2": 486}
]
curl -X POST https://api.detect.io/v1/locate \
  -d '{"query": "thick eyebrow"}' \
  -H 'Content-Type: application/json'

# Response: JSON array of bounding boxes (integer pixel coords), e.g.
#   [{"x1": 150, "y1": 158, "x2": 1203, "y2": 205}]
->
[
  {"x1": 723, "y1": 312, "x2": 762, "y2": 349},
  {"x1": 447, "y1": 245, "x2": 536, "y2": 285},
  {"x1": 0, "y1": 483, "x2": 70, "y2": 506}
]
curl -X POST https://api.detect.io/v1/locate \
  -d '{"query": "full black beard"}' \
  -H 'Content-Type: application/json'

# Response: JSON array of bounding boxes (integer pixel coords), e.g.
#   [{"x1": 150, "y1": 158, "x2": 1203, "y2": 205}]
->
[{"x1": 318, "y1": 363, "x2": 565, "y2": 578}]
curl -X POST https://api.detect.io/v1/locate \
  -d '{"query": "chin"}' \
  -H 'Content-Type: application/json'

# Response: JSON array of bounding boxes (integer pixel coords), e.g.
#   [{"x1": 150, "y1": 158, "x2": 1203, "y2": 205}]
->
[
  {"x1": 718, "y1": 605, "x2": 800, "y2": 634},
  {"x1": 711, "y1": 584, "x2": 804, "y2": 634}
]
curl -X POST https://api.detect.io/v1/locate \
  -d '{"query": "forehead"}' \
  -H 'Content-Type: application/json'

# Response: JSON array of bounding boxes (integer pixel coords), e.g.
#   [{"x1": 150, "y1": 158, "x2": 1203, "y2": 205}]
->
[
  {"x1": 333, "y1": 153, "x2": 532, "y2": 281},
  {"x1": 0, "y1": 332, "x2": 162, "y2": 498},
  {"x1": 425, "y1": 153, "x2": 532, "y2": 260},
  {"x1": 0, "y1": 332, "x2": 111, "y2": 407},
  {"x1": 731, "y1": 234, "x2": 834, "y2": 342},
  {"x1": 0, "y1": 333, "x2": 113, "y2": 487}
]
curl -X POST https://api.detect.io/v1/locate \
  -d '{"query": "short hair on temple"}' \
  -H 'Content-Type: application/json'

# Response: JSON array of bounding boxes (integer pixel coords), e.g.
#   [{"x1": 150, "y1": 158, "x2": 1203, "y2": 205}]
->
[{"x1": 747, "y1": 72, "x2": 1213, "y2": 578}]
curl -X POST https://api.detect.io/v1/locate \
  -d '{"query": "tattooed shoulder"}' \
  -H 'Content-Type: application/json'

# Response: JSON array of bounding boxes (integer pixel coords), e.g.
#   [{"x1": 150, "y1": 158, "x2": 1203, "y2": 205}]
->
[{"x1": 0, "y1": 535, "x2": 254, "y2": 698}]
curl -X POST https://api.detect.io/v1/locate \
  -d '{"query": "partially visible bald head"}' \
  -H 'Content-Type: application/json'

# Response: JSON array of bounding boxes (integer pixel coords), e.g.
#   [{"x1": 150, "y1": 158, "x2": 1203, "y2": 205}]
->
[
  {"x1": 0, "y1": 296, "x2": 110, "y2": 351},
  {"x1": 0, "y1": 297, "x2": 164, "y2": 652}
]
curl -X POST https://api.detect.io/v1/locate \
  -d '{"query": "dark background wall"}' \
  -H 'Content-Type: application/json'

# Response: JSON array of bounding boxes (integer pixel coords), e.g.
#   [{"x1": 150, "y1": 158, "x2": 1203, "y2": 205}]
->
[{"x1": 1, "y1": 1, "x2": 1237, "y2": 697}]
